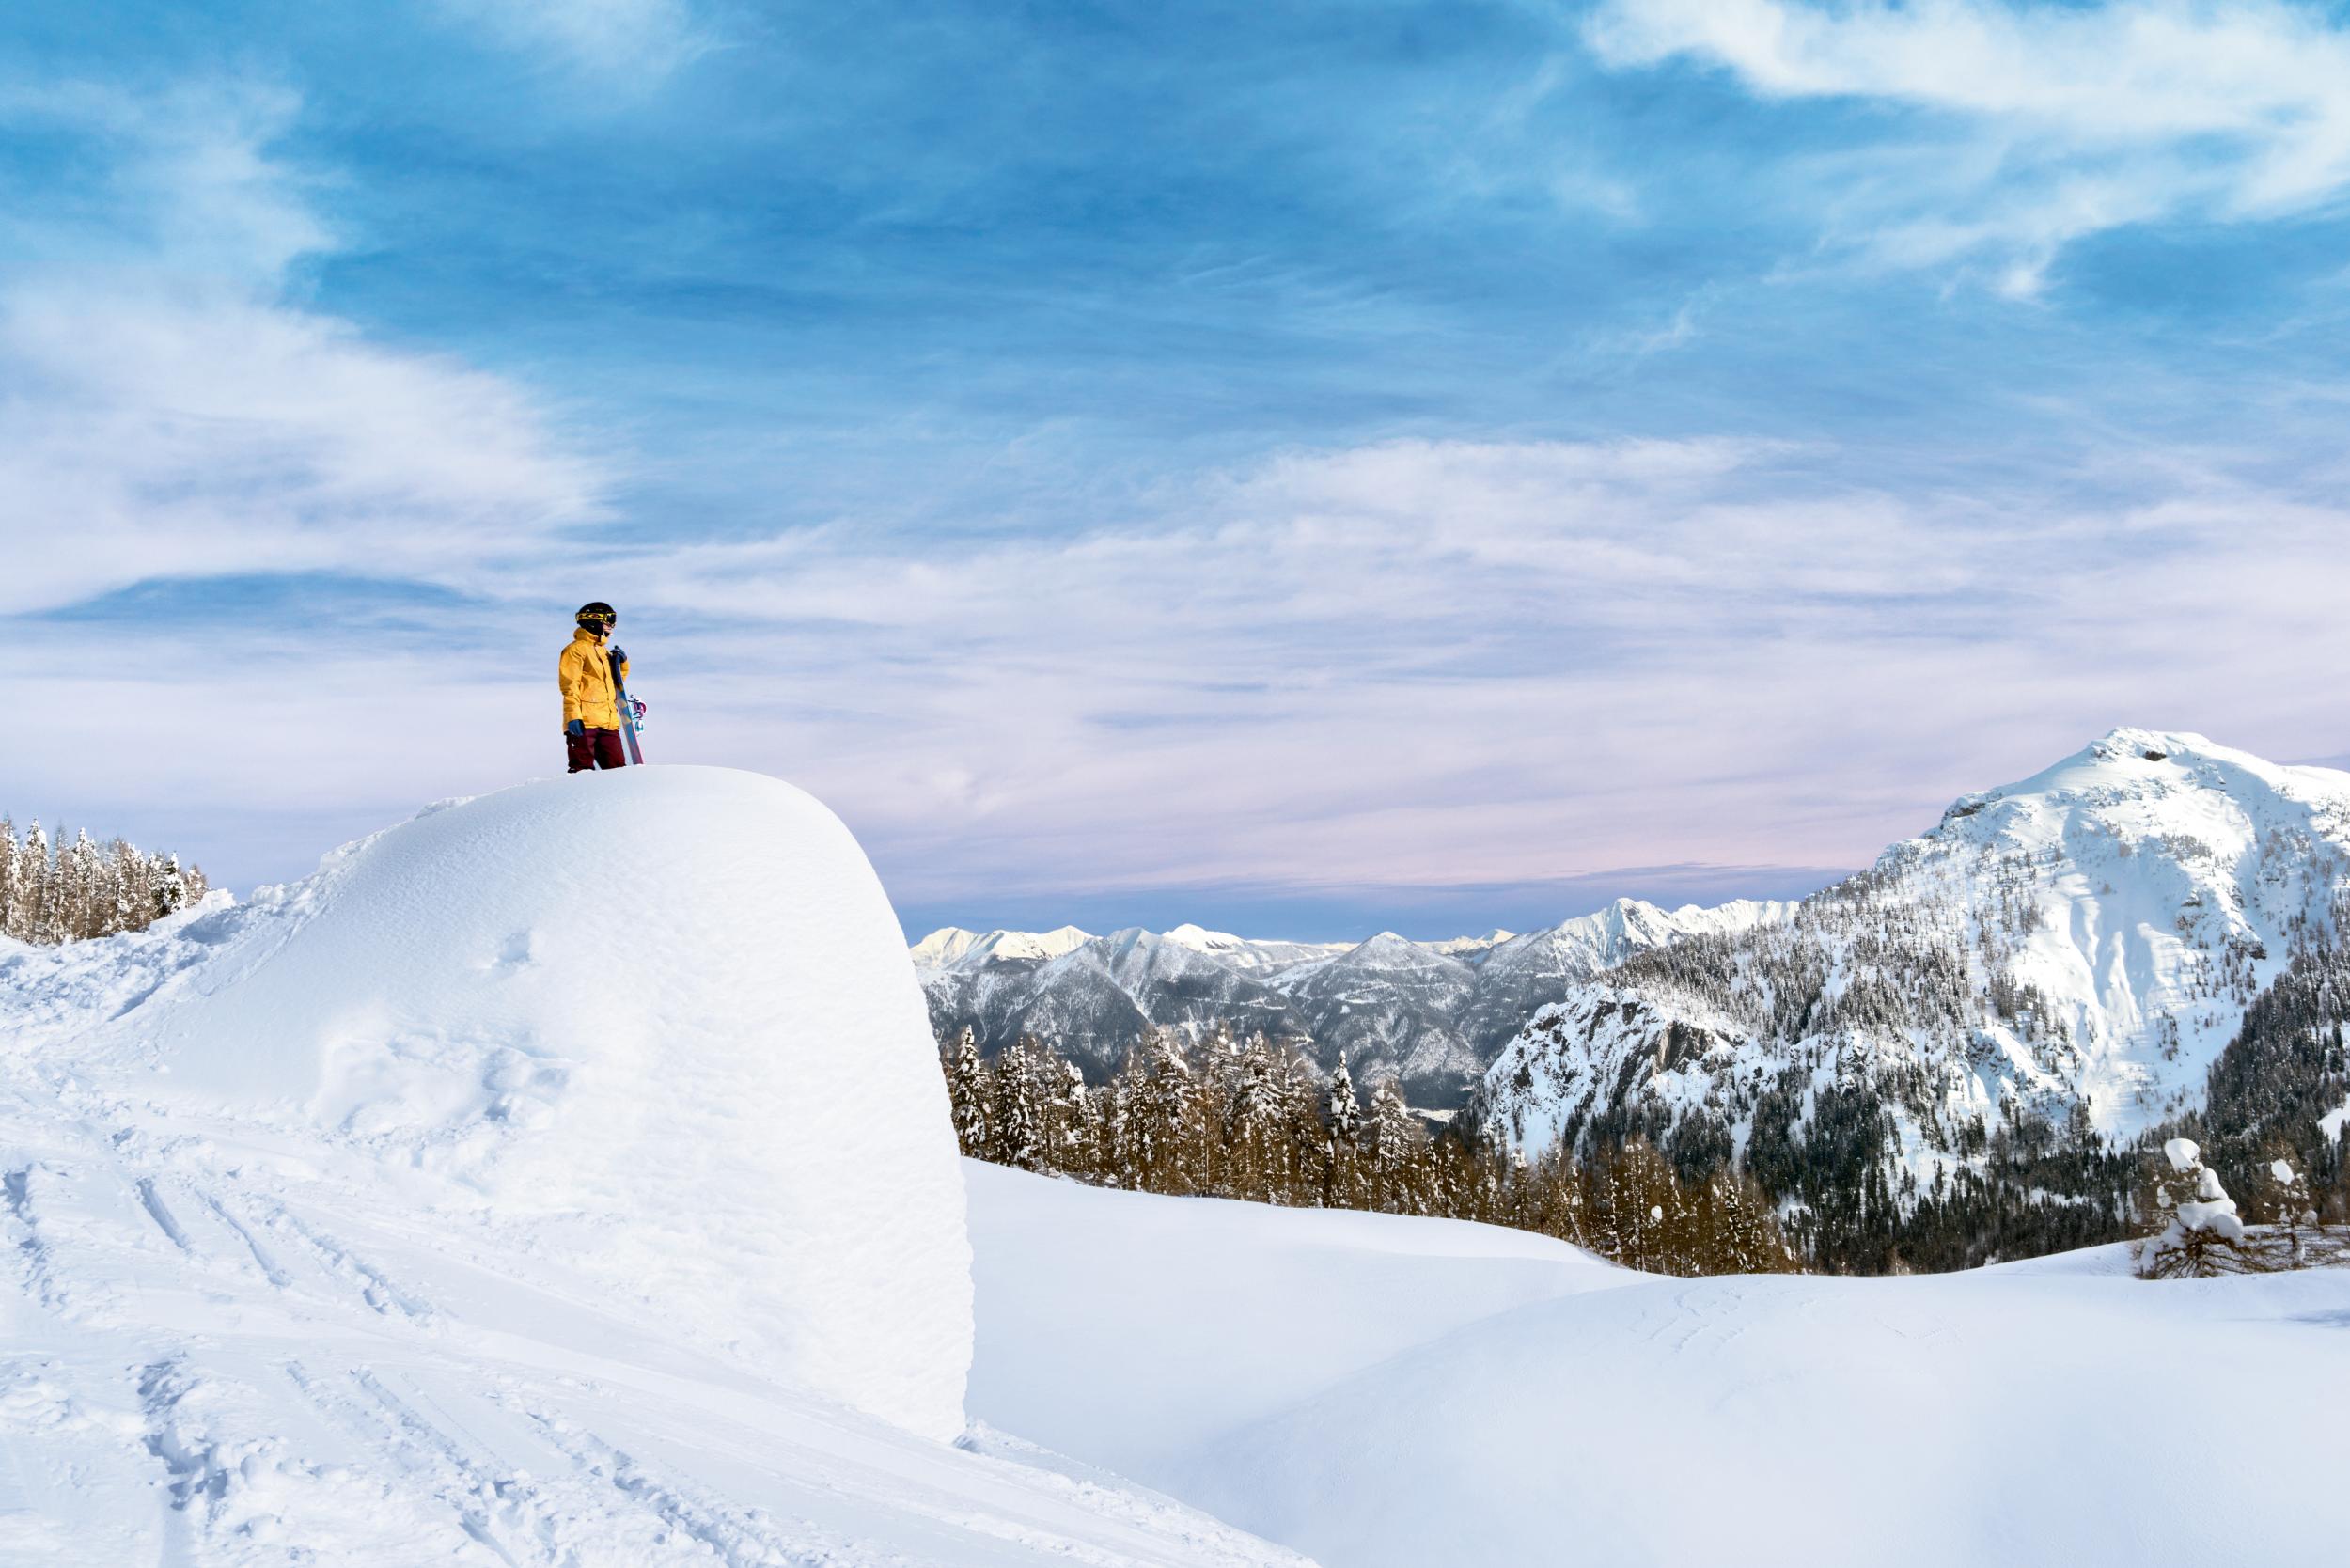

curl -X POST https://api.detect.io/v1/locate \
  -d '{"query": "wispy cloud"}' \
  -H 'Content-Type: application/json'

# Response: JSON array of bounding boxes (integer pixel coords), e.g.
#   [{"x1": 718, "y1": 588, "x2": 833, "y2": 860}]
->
[
  {"x1": 431, "y1": 0, "x2": 717, "y2": 81},
  {"x1": 0, "y1": 79, "x2": 611, "y2": 617},
  {"x1": 1586, "y1": 0, "x2": 2350, "y2": 293}
]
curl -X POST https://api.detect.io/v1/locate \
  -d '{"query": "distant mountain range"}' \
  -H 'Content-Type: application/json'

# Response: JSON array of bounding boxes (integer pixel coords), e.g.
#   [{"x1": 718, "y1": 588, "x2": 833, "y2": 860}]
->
[
  {"x1": 919, "y1": 729, "x2": 2350, "y2": 1270},
  {"x1": 911, "y1": 901, "x2": 1794, "y2": 1107}
]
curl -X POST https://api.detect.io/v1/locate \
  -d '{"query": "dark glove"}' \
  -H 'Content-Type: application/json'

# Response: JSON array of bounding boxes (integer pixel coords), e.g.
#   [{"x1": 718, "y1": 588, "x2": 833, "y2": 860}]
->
[
  {"x1": 607, "y1": 645, "x2": 627, "y2": 667},
  {"x1": 566, "y1": 719, "x2": 585, "y2": 737}
]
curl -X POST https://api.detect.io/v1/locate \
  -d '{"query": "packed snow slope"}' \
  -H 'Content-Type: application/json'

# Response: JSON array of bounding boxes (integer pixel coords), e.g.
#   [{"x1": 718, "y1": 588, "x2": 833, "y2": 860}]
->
[
  {"x1": 1479, "y1": 729, "x2": 2350, "y2": 1178},
  {"x1": 964, "y1": 1164, "x2": 2350, "y2": 1568},
  {"x1": 0, "y1": 770, "x2": 1304, "y2": 1567},
  {"x1": 962, "y1": 1160, "x2": 1621, "y2": 1474}
]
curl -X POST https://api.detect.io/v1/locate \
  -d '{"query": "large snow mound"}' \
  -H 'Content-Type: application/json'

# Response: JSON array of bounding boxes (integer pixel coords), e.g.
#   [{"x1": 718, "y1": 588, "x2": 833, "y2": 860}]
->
[{"x1": 38, "y1": 766, "x2": 973, "y2": 1440}]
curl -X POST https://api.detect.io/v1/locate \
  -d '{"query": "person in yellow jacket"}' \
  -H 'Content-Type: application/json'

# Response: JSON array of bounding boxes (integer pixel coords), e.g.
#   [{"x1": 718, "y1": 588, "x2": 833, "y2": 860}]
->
[{"x1": 560, "y1": 601, "x2": 632, "y2": 773}]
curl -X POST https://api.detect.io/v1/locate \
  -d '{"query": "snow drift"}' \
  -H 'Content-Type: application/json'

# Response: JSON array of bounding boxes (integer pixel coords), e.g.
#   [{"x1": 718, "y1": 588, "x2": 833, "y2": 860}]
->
[
  {"x1": 964, "y1": 1163, "x2": 2350, "y2": 1568},
  {"x1": 74, "y1": 766, "x2": 974, "y2": 1439}
]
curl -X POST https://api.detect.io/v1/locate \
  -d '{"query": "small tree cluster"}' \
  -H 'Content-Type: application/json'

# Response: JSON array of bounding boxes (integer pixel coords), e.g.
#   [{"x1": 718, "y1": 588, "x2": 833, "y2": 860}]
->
[
  {"x1": 942, "y1": 1027, "x2": 1798, "y2": 1277},
  {"x1": 0, "y1": 817, "x2": 209, "y2": 945}
]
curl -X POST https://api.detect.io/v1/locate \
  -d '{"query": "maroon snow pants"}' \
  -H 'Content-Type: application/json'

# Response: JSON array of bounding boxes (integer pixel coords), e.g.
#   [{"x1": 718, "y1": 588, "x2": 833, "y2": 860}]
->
[{"x1": 566, "y1": 727, "x2": 627, "y2": 773}]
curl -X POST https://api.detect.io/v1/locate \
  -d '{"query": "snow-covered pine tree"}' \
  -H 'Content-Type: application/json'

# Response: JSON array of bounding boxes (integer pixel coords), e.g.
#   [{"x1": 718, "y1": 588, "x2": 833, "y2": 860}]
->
[
  {"x1": 2140, "y1": 1137, "x2": 2246, "y2": 1278},
  {"x1": 1519, "y1": 1143, "x2": 1587, "y2": 1248},
  {"x1": 942, "y1": 1027, "x2": 990, "y2": 1157},
  {"x1": 1277, "y1": 1047, "x2": 1324, "y2": 1207},
  {"x1": 153, "y1": 852, "x2": 191, "y2": 919},
  {"x1": 1136, "y1": 1027, "x2": 1201, "y2": 1195},
  {"x1": 105, "y1": 838, "x2": 147, "y2": 937},
  {"x1": 1102, "y1": 1046, "x2": 1145, "y2": 1189},
  {"x1": 1701, "y1": 1168, "x2": 1798, "y2": 1274},
  {"x1": 0, "y1": 815, "x2": 18, "y2": 942},
  {"x1": 1047, "y1": 1052, "x2": 1096, "y2": 1170},
  {"x1": 1324, "y1": 1056, "x2": 1362, "y2": 1143},
  {"x1": 19, "y1": 823, "x2": 57, "y2": 944},
  {"x1": 987, "y1": 1036, "x2": 1049, "y2": 1174},
  {"x1": 1600, "y1": 1137, "x2": 1689, "y2": 1273},
  {"x1": 1321, "y1": 1055, "x2": 1363, "y2": 1207},
  {"x1": 59, "y1": 831, "x2": 102, "y2": 941},
  {"x1": 1222, "y1": 1034, "x2": 1293, "y2": 1204},
  {"x1": 1364, "y1": 1081, "x2": 1428, "y2": 1215}
]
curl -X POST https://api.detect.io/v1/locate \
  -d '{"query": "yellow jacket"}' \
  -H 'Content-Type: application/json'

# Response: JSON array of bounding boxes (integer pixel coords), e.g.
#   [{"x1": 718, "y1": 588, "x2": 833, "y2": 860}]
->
[{"x1": 558, "y1": 628, "x2": 630, "y2": 729}]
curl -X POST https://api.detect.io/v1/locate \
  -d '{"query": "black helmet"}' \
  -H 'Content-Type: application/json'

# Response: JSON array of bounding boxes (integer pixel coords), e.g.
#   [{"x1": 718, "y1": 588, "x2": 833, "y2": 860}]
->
[{"x1": 575, "y1": 601, "x2": 617, "y2": 631}]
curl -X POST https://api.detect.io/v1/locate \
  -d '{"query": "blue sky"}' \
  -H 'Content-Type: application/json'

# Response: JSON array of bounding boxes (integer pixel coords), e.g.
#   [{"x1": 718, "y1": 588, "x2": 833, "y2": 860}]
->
[{"x1": 8, "y1": 0, "x2": 2350, "y2": 939}]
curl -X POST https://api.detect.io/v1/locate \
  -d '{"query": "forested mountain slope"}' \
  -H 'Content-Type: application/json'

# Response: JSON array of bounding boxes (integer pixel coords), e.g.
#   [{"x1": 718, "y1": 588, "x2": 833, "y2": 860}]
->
[{"x1": 1472, "y1": 729, "x2": 2350, "y2": 1267}]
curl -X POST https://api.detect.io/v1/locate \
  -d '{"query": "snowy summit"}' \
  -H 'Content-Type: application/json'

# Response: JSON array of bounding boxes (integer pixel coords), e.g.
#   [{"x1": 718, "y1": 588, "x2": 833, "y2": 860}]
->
[{"x1": 1477, "y1": 729, "x2": 2350, "y2": 1195}]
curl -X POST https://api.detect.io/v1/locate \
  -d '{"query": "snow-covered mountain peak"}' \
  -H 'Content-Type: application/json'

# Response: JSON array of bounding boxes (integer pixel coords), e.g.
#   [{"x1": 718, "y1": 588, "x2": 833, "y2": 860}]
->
[
  {"x1": 1893, "y1": 731, "x2": 2350, "y2": 1031},
  {"x1": 1429, "y1": 928, "x2": 1515, "y2": 954},
  {"x1": 1339, "y1": 930, "x2": 1471, "y2": 972},
  {"x1": 1162, "y1": 921, "x2": 1245, "y2": 952},
  {"x1": 911, "y1": 923, "x2": 1095, "y2": 971},
  {"x1": 1478, "y1": 729, "x2": 2350, "y2": 1191},
  {"x1": 1932, "y1": 729, "x2": 2350, "y2": 848},
  {"x1": 909, "y1": 925, "x2": 983, "y2": 966}
]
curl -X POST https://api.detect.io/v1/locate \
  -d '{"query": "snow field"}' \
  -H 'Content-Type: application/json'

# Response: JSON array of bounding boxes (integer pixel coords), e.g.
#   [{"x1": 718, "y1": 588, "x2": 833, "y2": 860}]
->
[
  {"x1": 965, "y1": 1162, "x2": 2350, "y2": 1568},
  {"x1": 963, "y1": 1159, "x2": 1622, "y2": 1472}
]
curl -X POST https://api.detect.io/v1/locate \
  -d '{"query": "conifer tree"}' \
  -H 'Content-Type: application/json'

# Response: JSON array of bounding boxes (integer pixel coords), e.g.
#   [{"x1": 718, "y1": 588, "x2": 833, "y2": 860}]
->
[
  {"x1": 1364, "y1": 1082, "x2": 1429, "y2": 1215},
  {"x1": 0, "y1": 815, "x2": 18, "y2": 942},
  {"x1": 1224, "y1": 1034, "x2": 1292, "y2": 1203},
  {"x1": 1322, "y1": 1056, "x2": 1364, "y2": 1207},
  {"x1": 60, "y1": 831, "x2": 102, "y2": 940},
  {"x1": 1103, "y1": 1048, "x2": 1146, "y2": 1189},
  {"x1": 988, "y1": 1036, "x2": 1049, "y2": 1173},
  {"x1": 942, "y1": 1027, "x2": 990, "y2": 1158},
  {"x1": 25, "y1": 823, "x2": 60, "y2": 944},
  {"x1": 1136, "y1": 1028, "x2": 1201, "y2": 1195},
  {"x1": 1046, "y1": 1052, "x2": 1096, "y2": 1170},
  {"x1": 154, "y1": 852, "x2": 192, "y2": 918}
]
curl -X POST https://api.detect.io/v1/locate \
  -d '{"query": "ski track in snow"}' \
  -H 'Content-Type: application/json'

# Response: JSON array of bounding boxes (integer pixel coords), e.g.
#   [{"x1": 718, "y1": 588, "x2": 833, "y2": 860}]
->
[{"x1": 0, "y1": 1027, "x2": 1311, "y2": 1568}]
